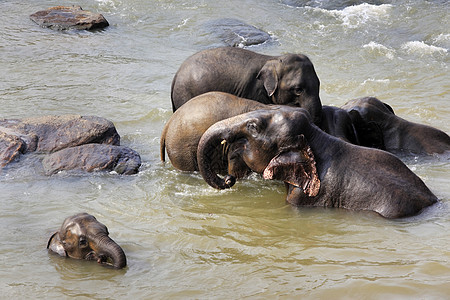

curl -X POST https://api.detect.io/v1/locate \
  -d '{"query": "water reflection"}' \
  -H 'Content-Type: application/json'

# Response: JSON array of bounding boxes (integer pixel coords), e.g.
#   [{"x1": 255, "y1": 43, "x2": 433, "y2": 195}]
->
[{"x1": 49, "y1": 253, "x2": 127, "y2": 280}]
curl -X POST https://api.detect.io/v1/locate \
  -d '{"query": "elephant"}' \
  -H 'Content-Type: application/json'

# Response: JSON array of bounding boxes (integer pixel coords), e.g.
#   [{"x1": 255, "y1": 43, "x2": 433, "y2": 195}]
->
[
  {"x1": 196, "y1": 106, "x2": 438, "y2": 218},
  {"x1": 47, "y1": 213, "x2": 127, "y2": 269},
  {"x1": 342, "y1": 97, "x2": 450, "y2": 155},
  {"x1": 161, "y1": 92, "x2": 266, "y2": 172},
  {"x1": 161, "y1": 92, "x2": 357, "y2": 173},
  {"x1": 171, "y1": 47, "x2": 323, "y2": 124}
]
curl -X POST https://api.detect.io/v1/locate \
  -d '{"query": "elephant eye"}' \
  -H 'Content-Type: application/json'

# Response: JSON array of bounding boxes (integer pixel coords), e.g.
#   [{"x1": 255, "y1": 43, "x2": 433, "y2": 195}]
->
[{"x1": 293, "y1": 87, "x2": 303, "y2": 95}]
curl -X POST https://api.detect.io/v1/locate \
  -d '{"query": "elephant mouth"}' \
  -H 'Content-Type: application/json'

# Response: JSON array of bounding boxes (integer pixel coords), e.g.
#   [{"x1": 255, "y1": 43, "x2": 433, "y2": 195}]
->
[
  {"x1": 85, "y1": 251, "x2": 114, "y2": 266},
  {"x1": 84, "y1": 251, "x2": 100, "y2": 262},
  {"x1": 262, "y1": 148, "x2": 320, "y2": 197}
]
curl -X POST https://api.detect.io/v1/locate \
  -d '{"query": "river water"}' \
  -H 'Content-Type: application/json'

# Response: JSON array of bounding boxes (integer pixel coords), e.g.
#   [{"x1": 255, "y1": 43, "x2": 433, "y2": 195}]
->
[{"x1": 1, "y1": 0, "x2": 449, "y2": 298}]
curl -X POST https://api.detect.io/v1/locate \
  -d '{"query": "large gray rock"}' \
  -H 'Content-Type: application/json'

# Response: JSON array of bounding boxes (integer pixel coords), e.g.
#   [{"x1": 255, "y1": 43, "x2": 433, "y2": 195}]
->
[
  {"x1": 0, "y1": 115, "x2": 121, "y2": 172},
  {"x1": 30, "y1": 6, "x2": 109, "y2": 30},
  {"x1": 0, "y1": 115, "x2": 119, "y2": 153},
  {"x1": 204, "y1": 18, "x2": 273, "y2": 48},
  {"x1": 42, "y1": 144, "x2": 141, "y2": 175}
]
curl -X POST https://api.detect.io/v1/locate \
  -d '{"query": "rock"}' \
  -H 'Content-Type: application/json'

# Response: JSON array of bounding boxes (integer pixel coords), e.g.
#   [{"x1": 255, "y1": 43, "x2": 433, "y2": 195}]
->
[
  {"x1": 30, "y1": 6, "x2": 109, "y2": 30},
  {"x1": 0, "y1": 115, "x2": 120, "y2": 154},
  {"x1": 0, "y1": 115, "x2": 142, "y2": 175},
  {"x1": 0, "y1": 131, "x2": 27, "y2": 167},
  {"x1": 204, "y1": 18, "x2": 273, "y2": 48},
  {"x1": 42, "y1": 144, "x2": 141, "y2": 175}
]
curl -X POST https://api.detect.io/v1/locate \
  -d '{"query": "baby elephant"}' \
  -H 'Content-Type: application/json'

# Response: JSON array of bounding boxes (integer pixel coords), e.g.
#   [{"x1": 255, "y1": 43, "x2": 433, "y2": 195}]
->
[{"x1": 47, "y1": 213, "x2": 126, "y2": 269}]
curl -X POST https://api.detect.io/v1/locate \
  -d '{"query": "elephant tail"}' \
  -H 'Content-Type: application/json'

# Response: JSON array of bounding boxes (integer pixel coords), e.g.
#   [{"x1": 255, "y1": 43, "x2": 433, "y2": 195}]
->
[
  {"x1": 160, "y1": 119, "x2": 170, "y2": 163},
  {"x1": 160, "y1": 135, "x2": 166, "y2": 163}
]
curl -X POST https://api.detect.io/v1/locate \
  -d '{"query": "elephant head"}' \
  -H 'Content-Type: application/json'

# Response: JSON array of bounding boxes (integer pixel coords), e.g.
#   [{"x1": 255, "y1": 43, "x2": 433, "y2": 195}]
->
[
  {"x1": 257, "y1": 54, "x2": 322, "y2": 124},
  {"x1": 342, "y1": 97, "x2": 450, "y2": 155},
  {"x1": 197, "y1": 107, "x2": 320, "y2": 196},
  {"x1": 47, "y1": 213, "x2": 126, "y2": 269}
]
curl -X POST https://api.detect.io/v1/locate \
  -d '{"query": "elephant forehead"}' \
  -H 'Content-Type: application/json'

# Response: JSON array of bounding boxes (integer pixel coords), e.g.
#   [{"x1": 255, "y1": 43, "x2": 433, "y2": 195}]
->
[
  {"x1": 281, "y1": 53, "x2": 310, "y2": 65},
  {"x1": 271, "y1": 112, "x2": 287, "y2": 124},
  {"x1": 271, "y1": 108, "x2": 305, "y2": 124},
  {"x1": 280, "y1": 69, "x2": 303, "y2": 86},
  {"x1": 267, "y1": 113, "x2": 297, "y2": 136},
  {"x1": 67, "y1": 222, "x2": 83, "y2": 237}
]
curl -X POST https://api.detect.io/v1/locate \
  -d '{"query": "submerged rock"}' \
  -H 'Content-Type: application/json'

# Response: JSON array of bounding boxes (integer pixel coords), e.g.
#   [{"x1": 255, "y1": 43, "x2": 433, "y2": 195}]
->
[
  {"x1": 204, "y1": 18, "x2": 273, "y2": 48},
  {"x1": 30, "y1": 6, "x2": 109, "y2": 30},
  {"x1": 43, "y1": 144, "x2": 141, "y2": 175}
]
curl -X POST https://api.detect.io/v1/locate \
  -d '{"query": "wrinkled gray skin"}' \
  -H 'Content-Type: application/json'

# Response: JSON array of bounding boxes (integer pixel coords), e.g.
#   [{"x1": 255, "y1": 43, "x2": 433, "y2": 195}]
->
[
  {"x1": 161, "y1": 92, "x2": 357, "y2": 173},
  {"x1": 197, "y1": 107, "x2": 438, "y2": 218},
  {"x1": 47, "y1": 213, "x2": 126, "y2": 269},
  {"x1": 342, "y1": 97, "x2": 450, "y2": 155},
  {"x1": 171, "y1": 47, "x2": 322, "y2": 124}
]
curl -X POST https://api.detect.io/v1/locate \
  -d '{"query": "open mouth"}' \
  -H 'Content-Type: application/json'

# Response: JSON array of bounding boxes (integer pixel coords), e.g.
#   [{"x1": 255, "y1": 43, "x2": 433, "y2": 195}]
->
[
  {"x1": 262, "y1": 149, "x2": 320, "y2": 197},
  {"x1": 84, "y1": 251, "x2": 98, "y2": 261}
]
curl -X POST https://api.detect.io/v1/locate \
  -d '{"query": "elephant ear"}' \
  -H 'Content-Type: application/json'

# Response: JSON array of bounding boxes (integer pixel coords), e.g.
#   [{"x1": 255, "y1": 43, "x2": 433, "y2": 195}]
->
[
  {"x1": 257, "y1": 60, "x2": 279, "y2": 97},
  {"x1": 262, "y1": 135, "x2": 320, "y2": 197},
  {"x1": 382, "y1": 101, "x2": 395, "y2": 115},
  {"x1": 47, "y1": 232, "x2": 67, "y2": 257}
]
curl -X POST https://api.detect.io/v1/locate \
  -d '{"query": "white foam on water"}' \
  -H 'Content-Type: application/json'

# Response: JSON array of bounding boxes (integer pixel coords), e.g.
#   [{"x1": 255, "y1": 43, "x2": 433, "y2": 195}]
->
[
  {"x1": 96, "y1": 0, "x2": 118, "y2": 9},
  {"x1": 401, "y1": 41, "x2": 448, "y2": 55},
  {"x1": 363, "y1": 41, "x2": 396, "y2": 59},
  {"x1": 362, "y1": 78, "x2": 390, "y2": 85},
  {"x1": 432, "y1": 33, "x2": 450, "y2": 45},
  {"x1": 327, "y1": 3, "x2": 393, "y2": 28}
]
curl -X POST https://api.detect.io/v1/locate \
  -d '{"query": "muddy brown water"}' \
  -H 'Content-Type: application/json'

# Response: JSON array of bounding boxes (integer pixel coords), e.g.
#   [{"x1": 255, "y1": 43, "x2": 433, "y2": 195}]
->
[{"x1": 1, "y1": 0, "x2": 449, "y2": 298}]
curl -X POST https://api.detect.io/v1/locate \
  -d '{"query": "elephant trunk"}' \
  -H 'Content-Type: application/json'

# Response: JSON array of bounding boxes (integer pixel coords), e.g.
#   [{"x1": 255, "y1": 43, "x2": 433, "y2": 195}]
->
[
  {"x1": 93, "y1": 234, "x2": 127, "y2": 269},
  {"x1": 197, "y1": 117, "x2": 244, "y2": 189}
]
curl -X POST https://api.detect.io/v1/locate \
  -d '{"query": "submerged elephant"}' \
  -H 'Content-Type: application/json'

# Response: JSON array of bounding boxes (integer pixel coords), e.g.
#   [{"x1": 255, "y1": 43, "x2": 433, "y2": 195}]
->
[
  {"x1": 196, "y1": 107, "x2": 438, "y2": 218},
  {"x1": 161, "y1": 92, "x2": 357, "y2": 173},
  {"x1": 342, "y1": 97, "x2": 450, "y2": 155},
  {"x1": 47, "y1": 213, "x2": 126, "y2": 269},
  {"x1": 171, "y1": 47, "x2": 323, "y2": 124}
]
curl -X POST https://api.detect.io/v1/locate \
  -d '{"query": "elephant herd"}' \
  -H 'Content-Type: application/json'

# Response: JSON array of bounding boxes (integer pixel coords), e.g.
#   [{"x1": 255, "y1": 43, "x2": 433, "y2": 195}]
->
[
  {"x1": 163, "y1": 46, "x2": 449, "y2": 218},
  {"x1": 49, "y1": 46, "x2": 450, "y2": 269}
]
